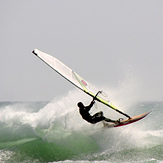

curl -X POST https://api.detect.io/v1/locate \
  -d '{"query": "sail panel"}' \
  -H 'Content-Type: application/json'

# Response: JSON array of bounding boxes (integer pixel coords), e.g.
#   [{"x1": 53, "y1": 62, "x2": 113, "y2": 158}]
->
[{"x1": 33, "y1": 49, "x2": 128, "y2": 116}]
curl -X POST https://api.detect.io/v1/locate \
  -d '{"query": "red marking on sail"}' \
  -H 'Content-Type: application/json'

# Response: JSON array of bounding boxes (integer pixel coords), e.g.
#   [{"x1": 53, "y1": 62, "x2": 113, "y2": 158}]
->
[{"x1": 81, "y1": 80, "x2": 87, "y2": 86}]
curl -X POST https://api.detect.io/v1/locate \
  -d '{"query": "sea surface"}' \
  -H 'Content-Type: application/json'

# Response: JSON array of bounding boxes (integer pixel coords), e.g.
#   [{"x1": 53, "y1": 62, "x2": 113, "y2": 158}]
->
[{"x1": 0, "y1": 90, "x2": 163, "y2": 163}]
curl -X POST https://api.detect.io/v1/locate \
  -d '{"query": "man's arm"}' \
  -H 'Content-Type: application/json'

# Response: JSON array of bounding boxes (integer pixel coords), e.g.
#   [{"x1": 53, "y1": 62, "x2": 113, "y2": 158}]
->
[
  {"x1": 85, "y1": 100, "x2": 95, "y2": 111},
  {"x1": 85, "y1": 91, "x2": 102, "y2": 111}
]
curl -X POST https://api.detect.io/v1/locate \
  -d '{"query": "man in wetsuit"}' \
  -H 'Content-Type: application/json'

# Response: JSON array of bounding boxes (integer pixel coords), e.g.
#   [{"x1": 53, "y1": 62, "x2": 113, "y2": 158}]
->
[{"x1": 78, "y1": 93, "x2": 118, "y2": 124}]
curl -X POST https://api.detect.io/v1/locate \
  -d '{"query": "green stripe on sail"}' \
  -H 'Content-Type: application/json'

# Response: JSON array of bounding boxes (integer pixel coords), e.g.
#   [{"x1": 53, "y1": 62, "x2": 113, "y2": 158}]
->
[
  {"x1": 72, "y1": 71, "x2": 119, "y2": 111},
  {"x1": 72, "y1": 71, "x2": 88, "y2": 93}
]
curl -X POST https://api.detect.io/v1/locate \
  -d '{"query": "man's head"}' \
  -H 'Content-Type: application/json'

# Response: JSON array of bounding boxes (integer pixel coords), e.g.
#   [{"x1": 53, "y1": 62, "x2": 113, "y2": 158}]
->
[{"x1": 77, "y1": 102, "x2": 84, "y2": 108}]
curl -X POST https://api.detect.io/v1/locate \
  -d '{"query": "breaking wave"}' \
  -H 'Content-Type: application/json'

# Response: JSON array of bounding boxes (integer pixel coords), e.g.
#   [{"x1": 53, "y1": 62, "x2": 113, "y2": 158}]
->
[{"x1": 0, "y1": 89, "x2": 163, "y2": 162}]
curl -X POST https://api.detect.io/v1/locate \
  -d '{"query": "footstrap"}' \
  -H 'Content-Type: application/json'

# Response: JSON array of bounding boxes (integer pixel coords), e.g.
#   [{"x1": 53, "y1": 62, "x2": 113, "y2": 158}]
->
[{"x1": 117, "y1": 118, "x2": 124, "y2": 123}]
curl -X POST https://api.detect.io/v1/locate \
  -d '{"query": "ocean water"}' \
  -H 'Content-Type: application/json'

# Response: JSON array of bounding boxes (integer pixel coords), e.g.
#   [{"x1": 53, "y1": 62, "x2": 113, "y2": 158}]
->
[{"x1": 0, "y1": 90, "x2": 163, "y2": 163}]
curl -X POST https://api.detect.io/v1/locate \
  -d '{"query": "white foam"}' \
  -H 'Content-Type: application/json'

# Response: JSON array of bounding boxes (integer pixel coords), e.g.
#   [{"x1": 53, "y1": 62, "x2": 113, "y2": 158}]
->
[{"x1": 0, "y1": 88, "x2": 159, "y2": 152}]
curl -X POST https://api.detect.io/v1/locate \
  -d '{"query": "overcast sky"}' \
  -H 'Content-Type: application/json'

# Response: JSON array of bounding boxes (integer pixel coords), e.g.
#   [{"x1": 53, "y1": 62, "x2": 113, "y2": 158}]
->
[{"x1": 1, "y1": 0, "x2": 163, "y2": 101}]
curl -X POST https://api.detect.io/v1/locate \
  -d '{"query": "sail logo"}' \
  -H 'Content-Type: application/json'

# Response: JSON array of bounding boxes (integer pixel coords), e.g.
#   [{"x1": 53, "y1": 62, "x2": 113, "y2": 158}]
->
[{"x1": 81, "y1": 80, "x2": 87, "y2": 86}]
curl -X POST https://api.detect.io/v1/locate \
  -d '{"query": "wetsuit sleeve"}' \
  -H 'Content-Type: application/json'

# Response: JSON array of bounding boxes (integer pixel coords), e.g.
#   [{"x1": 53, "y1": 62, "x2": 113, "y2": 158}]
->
[{"x1": 85, "y1": 101, "x2": 95, "y2": 111}]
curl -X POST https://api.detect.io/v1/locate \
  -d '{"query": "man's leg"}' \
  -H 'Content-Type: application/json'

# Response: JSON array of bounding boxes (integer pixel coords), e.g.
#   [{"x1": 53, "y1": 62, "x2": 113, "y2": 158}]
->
[
  {"x1": 91, "y1": 112, "x2": 105, "y2": 124},
  {"x1": 92, "y1": 111, "x2": 118, "y2": 124},
  {"x1": 104, "y1": 118, "x2": 116, "y2": 123}
]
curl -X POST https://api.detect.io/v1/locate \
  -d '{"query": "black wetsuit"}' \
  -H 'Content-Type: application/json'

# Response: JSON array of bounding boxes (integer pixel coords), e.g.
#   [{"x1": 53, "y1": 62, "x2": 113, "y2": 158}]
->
[{"x1": 79, "y1": 101, "x2": 107, "y2": 124}]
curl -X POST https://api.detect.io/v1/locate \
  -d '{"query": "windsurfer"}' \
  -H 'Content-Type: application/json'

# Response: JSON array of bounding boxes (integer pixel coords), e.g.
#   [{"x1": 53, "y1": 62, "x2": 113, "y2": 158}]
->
[{"x1": 78, "y1": 94, "x2": 118, "y2": 124}]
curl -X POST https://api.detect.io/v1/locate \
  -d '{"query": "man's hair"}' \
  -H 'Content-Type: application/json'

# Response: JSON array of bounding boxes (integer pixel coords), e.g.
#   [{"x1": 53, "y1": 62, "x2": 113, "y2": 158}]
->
[{"x1": 77, "y1": 102, "x2": 84, "y2": 108}]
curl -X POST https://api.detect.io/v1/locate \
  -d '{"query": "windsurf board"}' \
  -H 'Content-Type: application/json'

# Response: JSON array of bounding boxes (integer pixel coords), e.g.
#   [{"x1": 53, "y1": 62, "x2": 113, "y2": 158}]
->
[{"x1": 103, "y1": 111, "x2": 151, "y2": 128}]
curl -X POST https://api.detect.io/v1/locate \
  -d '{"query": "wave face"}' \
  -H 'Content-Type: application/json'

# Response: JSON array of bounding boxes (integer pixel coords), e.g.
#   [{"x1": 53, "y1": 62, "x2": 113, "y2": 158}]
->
[{"x1": 0, "y1": 90, "x2": 163, "y2": 162}]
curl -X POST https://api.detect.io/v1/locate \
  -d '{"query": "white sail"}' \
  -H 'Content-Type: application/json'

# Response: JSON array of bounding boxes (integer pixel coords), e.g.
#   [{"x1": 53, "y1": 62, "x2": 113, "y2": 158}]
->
[{"x1": 32, "y1": 49, "x2": 130, "y2": 118}]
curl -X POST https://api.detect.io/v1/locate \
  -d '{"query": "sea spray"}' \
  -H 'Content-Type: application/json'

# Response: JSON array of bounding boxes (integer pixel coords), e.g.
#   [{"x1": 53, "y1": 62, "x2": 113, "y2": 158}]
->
[{"x1": 0, "y1": 90, "x2": 162, "y2": 162}]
